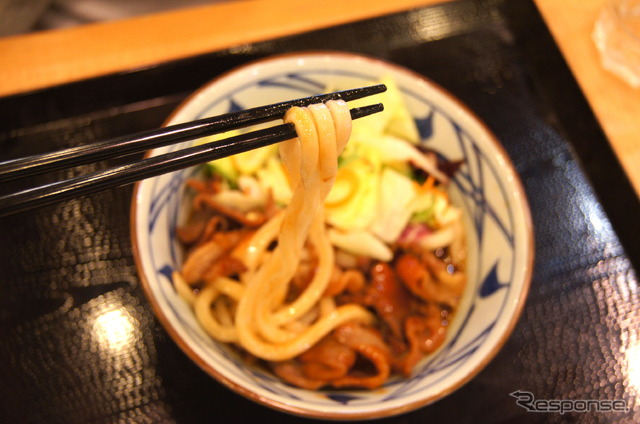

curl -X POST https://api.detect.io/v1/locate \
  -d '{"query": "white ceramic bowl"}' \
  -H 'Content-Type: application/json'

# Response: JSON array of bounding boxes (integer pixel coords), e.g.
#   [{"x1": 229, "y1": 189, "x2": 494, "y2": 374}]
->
[{"x1": 131, "y1": 52, "x2": 534, "y2": 420}]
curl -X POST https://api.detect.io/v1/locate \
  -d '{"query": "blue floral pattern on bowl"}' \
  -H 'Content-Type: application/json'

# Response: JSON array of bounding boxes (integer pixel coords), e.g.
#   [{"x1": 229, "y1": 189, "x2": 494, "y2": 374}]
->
[{"x1": 132, "y1": 52, "x2": 533, "y2": 419}]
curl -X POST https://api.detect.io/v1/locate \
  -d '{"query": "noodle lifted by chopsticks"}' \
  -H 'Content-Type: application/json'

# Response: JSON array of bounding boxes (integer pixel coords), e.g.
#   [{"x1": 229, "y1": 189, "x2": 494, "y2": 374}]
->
[{"x1": 191, "y1": 100, "x2": 374, "y2": 361}]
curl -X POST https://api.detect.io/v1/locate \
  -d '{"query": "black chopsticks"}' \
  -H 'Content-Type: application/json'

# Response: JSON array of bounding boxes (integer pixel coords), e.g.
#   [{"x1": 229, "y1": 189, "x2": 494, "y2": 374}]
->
[
  {"x1": 0, "y1": 84, "x2": 386, "y2": 182},
  {"x1": 0, "y1": 84, "x2": 386, "y2": 218}
]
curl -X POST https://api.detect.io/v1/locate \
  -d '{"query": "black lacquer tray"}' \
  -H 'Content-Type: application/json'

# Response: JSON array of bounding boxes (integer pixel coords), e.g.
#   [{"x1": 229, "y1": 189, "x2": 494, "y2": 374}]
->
[{"x1": 1, "y1": 1, "x2": 639, "y2": 423}]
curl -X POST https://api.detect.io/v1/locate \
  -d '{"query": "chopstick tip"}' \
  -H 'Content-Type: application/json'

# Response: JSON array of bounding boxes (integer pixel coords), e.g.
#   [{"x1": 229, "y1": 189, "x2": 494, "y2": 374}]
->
[{"x1": 350, "y1": 103, "x2": 384, "y2": 120}]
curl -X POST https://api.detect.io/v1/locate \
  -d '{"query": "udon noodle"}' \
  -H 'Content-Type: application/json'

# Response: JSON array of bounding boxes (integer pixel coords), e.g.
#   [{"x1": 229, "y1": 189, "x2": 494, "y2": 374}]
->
[{"x1": 174, "y1": 97, "x2": 466, "y2": 389}]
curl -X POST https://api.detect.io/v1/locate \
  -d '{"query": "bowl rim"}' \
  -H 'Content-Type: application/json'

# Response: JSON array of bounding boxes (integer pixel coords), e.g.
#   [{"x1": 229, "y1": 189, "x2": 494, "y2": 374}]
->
[{"x1": 130, "y1": 50, "x2": 535, "y2": 420}]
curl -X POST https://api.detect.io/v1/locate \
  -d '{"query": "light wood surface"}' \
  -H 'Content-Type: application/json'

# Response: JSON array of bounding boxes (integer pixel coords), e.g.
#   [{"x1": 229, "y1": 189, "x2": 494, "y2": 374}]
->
[
  {"x1": 0, "y1": 0, "x2": 637, "y2": 196},
  {"x1": 0, "y1": 0, "x2": 443, "y2": 96},
  {"x1": 535, "y1": 0, "x2": 640, "y2": 197}
]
